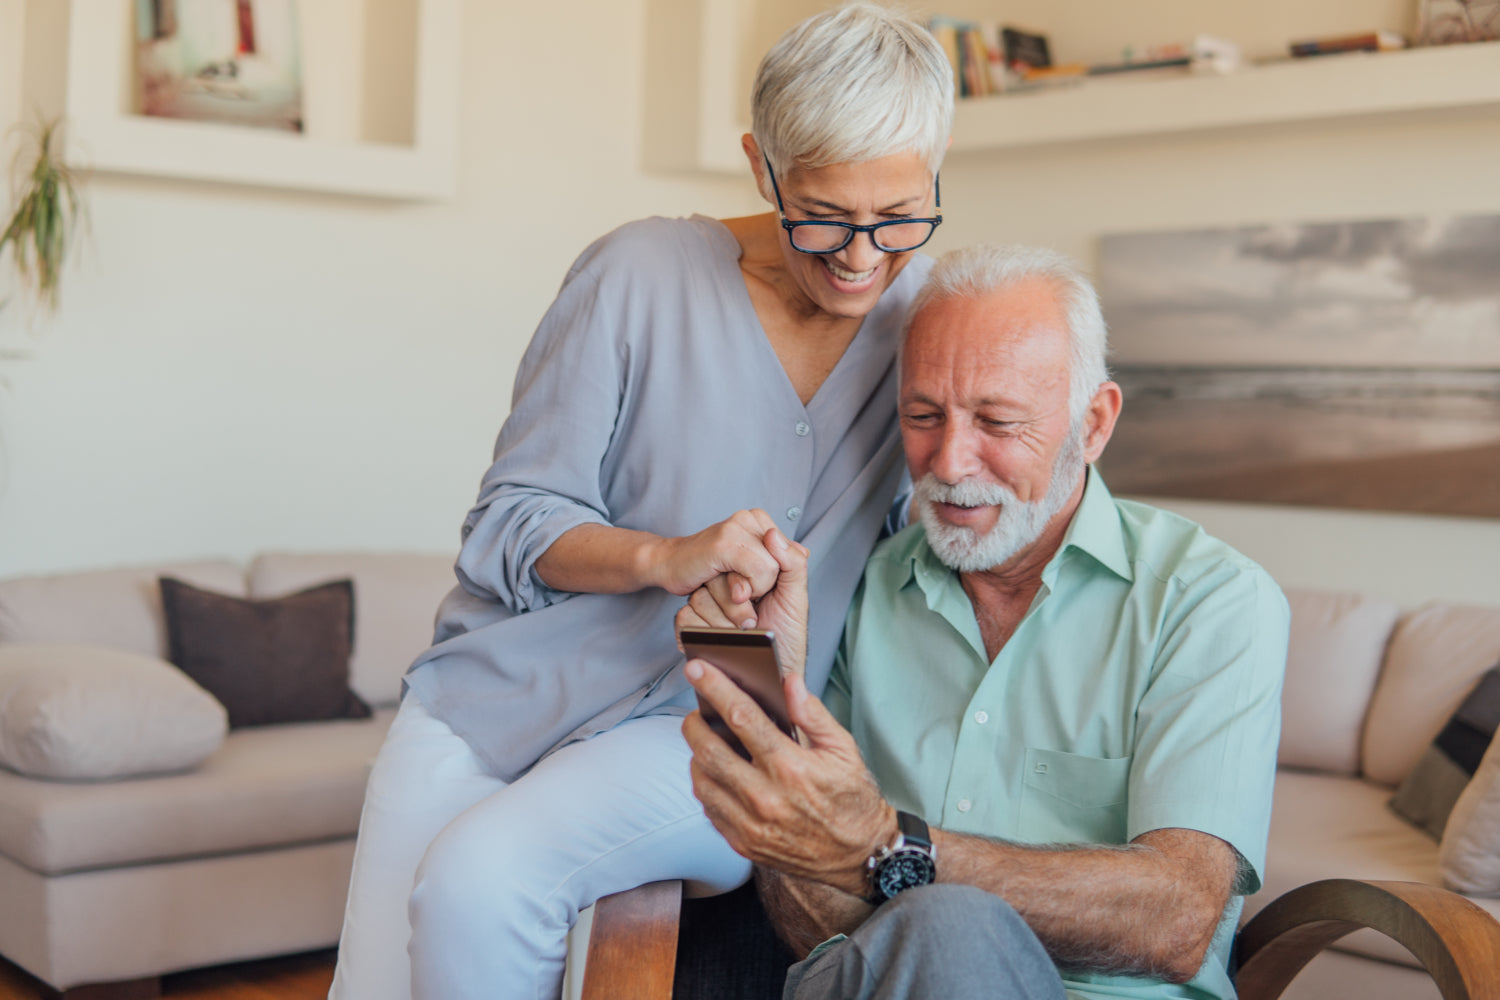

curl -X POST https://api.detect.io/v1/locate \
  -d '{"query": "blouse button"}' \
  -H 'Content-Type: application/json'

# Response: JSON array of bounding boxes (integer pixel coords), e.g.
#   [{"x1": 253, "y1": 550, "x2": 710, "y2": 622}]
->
[
  {"x1": 956, "y1": 798, "x2": 972, "y2": 813},
  {"x1": 974, "y1": 710, "x2": 989, "y2": 725},
  {"x1": 794, "y1": 421, "x2": 811, "y2": 437},
  {"x1": 786, "y1": 506, "x2": 802, "y2": 522}
]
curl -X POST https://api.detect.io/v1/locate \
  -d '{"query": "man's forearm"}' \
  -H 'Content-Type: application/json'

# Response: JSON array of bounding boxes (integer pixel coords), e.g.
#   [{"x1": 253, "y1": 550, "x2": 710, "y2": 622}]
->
[
  {"x1": 754, "y1": 866, "x2": 874, "y2": 960},
  {"x1": 933, "y1": 827, "x2": 1236, "y2": 983}
]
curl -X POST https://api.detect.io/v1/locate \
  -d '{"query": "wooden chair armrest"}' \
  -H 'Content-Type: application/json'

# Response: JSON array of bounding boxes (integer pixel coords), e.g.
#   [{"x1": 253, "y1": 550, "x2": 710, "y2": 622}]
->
[
  {"x1": 1235, "y1": 878, "x2": 1500, "y2": 1000},
  {"x1": 581, "y1": 880, "x2": 684, "y2": 1000}
]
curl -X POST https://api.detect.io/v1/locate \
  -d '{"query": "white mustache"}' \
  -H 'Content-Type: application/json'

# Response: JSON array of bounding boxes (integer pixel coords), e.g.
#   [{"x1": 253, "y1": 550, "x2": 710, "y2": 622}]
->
[{"x1": 918, "y1": 477, "x2": 1014, "y2": 509}]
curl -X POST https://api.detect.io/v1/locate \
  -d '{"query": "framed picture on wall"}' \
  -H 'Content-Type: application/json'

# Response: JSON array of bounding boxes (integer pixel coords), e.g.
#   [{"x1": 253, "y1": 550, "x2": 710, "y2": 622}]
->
[
  {"x1": 66, "y1": 0, "x2": 460, "y2": 199},
  {"x1": 1096, "y1": 214, "x2": 1500, "y2": 518},
  {"x1": 135, "y1": 0, "x2": 304, "y2": 133}
]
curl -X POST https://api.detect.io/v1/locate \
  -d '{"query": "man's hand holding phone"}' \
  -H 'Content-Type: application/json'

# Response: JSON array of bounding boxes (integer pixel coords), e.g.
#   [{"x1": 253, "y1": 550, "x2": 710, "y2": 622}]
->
[{"x1": 681, "y1": 627, "x2": 797, "y2": 759}]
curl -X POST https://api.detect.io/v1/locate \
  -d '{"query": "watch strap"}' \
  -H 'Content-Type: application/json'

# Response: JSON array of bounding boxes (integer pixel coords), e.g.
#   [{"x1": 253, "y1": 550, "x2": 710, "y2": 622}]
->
[{"x1": 895, "y1": 810, "x2": 931, "y2": 850}]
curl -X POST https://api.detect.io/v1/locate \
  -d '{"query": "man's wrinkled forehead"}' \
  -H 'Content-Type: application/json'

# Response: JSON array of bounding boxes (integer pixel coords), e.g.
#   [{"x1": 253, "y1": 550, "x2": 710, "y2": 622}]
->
[{"x1": 900, "y1": 285, "x2": 1072, "y2": 391}]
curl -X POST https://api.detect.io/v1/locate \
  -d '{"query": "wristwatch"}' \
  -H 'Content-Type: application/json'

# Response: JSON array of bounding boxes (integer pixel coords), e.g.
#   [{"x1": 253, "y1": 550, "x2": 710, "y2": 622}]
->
[{"x1": 866, "y1": 810, "x2": 937, "y2": 902}]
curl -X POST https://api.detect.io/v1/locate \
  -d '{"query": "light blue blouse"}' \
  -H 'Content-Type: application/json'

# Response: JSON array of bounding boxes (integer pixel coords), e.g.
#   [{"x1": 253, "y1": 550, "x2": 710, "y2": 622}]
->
[{"x1": 405, "y1": 216, "x2": 932, "y2": 781}]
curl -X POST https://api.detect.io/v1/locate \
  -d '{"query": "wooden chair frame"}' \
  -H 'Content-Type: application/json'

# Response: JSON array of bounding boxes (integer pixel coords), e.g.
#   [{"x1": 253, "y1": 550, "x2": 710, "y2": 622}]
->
[{"x1": 581, "y1": 878, "x2": 1500, "y2": 1000}]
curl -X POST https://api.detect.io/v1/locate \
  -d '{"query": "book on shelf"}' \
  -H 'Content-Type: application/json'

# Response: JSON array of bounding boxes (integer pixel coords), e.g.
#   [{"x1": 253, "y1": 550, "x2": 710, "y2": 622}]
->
[
  {"x1": 1001, "y1": 26, "x2": 1051, "y2": 71},
  {"x1": 928, "y1": 19, "x2": 963, "y2": 95},
  {"x1": 1088, "y1": 35, "x2": 1242, "y2": 77},
  {"x1": 1288, "y1": 30, "x2": 1406, "y2": 57},
  {"x1": 928, "y1": 16, "x2": 1008, "y2": 97},
  {"x1": 1087, "y1": 55, "x2": 1191, "y2": 76},
  {"x1": 1021, "y1": 62, "x2": 1088, "y2": 81}
]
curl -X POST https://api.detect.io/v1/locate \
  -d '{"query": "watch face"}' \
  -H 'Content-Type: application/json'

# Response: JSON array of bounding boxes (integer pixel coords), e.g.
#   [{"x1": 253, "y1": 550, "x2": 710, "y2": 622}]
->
[{"x1": 876, "y1": 847, "x2": 937, "y2": 899}]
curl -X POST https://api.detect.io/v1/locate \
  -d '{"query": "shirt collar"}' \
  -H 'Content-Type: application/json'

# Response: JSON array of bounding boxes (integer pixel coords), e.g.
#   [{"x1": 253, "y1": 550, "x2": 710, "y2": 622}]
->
[
  {"x1": 1049, "y1": 467, "x2": 1133, "y2": 584},
  {"x1": 903, "y1": 467, "x2": 1133, "y2": 596}
]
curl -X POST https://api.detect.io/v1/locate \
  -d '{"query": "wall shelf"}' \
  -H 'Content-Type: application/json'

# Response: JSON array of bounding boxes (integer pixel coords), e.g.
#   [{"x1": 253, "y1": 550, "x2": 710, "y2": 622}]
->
[
  {"x1": 950, "y1": 41, "x2": 1500, "y2": 153},
  {"x1": 646, "y1": 1, "x2": 1500, "y2": 173}
]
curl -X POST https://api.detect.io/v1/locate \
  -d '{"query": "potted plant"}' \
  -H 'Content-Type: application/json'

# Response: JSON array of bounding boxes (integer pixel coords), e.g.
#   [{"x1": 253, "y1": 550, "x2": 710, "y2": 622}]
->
[{"x1": 1, "y1": 117, "x2": 85, "y2": 318}]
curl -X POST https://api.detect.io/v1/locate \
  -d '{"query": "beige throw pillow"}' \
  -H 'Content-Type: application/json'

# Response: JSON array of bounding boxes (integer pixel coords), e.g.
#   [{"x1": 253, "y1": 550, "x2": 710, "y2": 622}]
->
[
  {"x1": 1441, "y1": 733, "x2": 1500, "y2": 896},
  {"x1": 0, "y1": 643, "x2": 228, "y2": 780}
]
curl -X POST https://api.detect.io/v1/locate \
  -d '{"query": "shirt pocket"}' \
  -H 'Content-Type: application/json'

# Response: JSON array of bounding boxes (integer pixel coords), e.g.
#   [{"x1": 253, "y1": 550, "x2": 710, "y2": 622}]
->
[{"x1": 1018, "y1": 747, "x2": 1132, "y2": 846}]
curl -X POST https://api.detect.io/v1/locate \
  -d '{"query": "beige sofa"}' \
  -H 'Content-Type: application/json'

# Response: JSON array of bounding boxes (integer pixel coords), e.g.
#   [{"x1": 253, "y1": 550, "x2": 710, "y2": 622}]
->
[
  {"x1": 1, "y1": 557, "x2": 1496, "y2": 998},
  {"x1": 0, "y1": 552, "x2": 456, "y2": 996},
  {"x1": 1252, "y1": 589, "x2": 1500, "y2": 999}
]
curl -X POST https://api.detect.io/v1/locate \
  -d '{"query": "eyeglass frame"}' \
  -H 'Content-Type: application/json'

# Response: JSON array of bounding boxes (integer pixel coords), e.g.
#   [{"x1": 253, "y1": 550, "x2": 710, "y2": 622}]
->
[{"x1": 763, "y1": 155, "x2": 943, "y2": 255}]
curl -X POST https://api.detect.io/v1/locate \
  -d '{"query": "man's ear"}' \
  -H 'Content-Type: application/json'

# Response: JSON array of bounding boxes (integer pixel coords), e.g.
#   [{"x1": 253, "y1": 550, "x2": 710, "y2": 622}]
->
[
  {"x1": 1082, "y1": 381, "x2": 1123, "y2": 464},
  {"x1": 742, "y1": 134, "x2": 772, "y2": 204}
]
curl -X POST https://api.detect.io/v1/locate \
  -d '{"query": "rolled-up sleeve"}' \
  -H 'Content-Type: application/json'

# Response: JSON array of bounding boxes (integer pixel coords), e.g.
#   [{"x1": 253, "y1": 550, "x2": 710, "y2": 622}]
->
[
  {"x1": 454, "y1": 267, "x2": 622, "y2": 612},
  {"x1": 1126, "y1": 565, "x2": 1289, "y2": 895}
]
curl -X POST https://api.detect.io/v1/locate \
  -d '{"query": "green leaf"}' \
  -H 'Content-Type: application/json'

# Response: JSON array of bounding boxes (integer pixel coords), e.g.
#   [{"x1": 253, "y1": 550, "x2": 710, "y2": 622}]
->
[{"x1": 2, "y1": 114, "x2": 86, "y2": 311}]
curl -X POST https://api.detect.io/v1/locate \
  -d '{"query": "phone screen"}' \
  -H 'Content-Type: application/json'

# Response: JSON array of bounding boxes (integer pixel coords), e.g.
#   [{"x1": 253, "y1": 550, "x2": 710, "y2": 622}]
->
[{"x1": 681, "y1": 627, "x2": 797, "y2": 760}]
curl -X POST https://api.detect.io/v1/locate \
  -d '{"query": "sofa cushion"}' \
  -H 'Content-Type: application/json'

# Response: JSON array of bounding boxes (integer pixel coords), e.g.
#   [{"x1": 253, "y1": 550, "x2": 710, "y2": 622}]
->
[
  {"x1": 0, "y1": 644, "x2": 227, "y2": 781},
  {"x1": 160, "y1": 577, "x2": 371, "y2": 729},
  {"x1": 0, "y1": 708, "x2": 394, "y2": 875},
  {"x1": 1250, "y1": 769, "x2": 1500, "y2": 968},
  {"x1": 247, "y1": 552, "x2": 455, "y2": 707},
  {"x1": 1363, "y1": 604, "x2": 1500, "y2": 787},
  {"x1": 1440, "y1": 723, "x2": 1500, "y2": 896},
  {"x1": 1390, "y1": 666, "x2": 1500, "y2": 840},
  {"x1": 0, "y1": 561, "x2": 244, "y2": 659},
  {"x1": 1279, "y1": 589, "x2": 1399, "y2": 775}
]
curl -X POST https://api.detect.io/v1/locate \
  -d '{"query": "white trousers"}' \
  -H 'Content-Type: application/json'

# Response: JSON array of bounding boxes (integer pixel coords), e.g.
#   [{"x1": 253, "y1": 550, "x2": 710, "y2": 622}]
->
[{"x1": 328, "y1": 695, "x2": 751, "y2": 1000}]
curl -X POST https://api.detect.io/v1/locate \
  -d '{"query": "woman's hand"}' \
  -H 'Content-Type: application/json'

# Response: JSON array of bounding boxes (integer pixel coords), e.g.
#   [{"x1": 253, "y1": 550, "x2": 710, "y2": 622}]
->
[
  {"x1": 533, "y1": 511, "x2": 787, "y2": 622},
  {"x1": 677, "y1": 527, "x2": 810, "y2": 678},
  {"x1": 650, "y1": 509, "x2": 785, "y2": 627}
]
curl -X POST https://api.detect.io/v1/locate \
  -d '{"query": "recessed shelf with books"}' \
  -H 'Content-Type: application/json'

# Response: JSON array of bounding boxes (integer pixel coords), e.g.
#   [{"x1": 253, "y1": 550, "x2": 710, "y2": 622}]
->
[
  {"x1": 951, "y1": 40, "x2": 1500, "y2": 152},
  {"x1": 646, "y1": 0, "x2": 1500, "y2": 173}
]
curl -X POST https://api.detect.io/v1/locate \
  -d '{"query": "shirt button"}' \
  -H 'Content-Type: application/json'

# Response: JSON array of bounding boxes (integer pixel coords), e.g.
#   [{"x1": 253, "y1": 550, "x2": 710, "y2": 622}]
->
[
  {"x1": 956, "y1": 798, "x2": 972, "y2": 813},
  {"x1": 974, "y1": 710, "x2": 989, "y2": 725},
  {"x1": 786, "y1": 506, "x2": 802, "y2": 521},
  {"x1": 794, "y1": 421, "x2": 811, "y2": 437}
]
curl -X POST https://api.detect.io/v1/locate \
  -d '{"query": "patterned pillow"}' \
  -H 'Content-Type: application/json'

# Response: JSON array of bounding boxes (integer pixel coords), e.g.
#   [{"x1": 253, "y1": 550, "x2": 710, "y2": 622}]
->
[
  {"x1": 1441, "y1": 730, "x2": 1500, "y2": 895},
  {"x1": 1390, "y1": 665, "x2": 1500, "y2": 840}
]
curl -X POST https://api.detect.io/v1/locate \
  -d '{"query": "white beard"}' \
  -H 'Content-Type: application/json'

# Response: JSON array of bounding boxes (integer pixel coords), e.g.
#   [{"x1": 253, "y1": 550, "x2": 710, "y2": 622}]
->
[{"x1": 914, "y1": 430, "x2": 1087, "y2": 574}]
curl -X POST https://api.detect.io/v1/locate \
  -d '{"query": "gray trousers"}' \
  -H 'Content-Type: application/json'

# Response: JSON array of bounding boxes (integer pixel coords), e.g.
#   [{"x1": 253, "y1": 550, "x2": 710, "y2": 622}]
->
[{"x1": 783, "y1": 884, "x2": 1066, "y2": 1000}]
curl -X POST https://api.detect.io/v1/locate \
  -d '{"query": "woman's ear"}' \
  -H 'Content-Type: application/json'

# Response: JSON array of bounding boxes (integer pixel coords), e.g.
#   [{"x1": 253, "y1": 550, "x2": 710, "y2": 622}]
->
[{"x1": 742, "y1": 134, "x2": 771, "y2": 203}]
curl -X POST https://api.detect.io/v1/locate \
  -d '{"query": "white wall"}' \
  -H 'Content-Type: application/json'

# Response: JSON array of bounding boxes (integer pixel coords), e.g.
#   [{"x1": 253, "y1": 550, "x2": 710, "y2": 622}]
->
[{"x1": 0, "y1": 0, "x2": 761, "y2": 578}]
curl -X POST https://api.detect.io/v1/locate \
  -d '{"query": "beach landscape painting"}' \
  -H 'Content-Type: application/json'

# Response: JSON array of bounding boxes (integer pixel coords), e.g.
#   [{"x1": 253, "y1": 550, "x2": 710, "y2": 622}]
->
[{"x1": 1096, "y1": 215, "x2": 1500, "y2": 518}]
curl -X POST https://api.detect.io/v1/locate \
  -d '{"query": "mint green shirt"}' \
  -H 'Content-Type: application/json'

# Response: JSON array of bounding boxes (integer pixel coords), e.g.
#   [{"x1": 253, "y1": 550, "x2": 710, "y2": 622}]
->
[{"x1": 827, "y1": 471, "x2": 1287, "y2": 1000}]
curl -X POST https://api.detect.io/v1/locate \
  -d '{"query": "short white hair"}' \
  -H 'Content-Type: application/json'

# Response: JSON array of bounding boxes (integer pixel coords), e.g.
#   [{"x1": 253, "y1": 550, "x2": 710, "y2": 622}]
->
[
  {"x1": 909, "y1": 244, "x2": 1111, "y2": 424},
  {"x1": 751, "y1": 3, "x2": 954, "y2": 194}
]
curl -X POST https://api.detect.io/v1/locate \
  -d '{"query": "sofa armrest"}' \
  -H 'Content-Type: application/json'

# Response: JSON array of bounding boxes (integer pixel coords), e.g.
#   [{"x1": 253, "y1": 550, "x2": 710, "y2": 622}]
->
[{"x1": 1235, "y1": 878, "x2": 1500, "y2": 1000}]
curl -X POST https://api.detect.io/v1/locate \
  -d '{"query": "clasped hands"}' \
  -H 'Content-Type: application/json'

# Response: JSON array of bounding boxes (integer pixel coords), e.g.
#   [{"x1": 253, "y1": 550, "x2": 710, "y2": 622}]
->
[{"x1": 676, "y1": 520, "x2": 895, "y2": 899}]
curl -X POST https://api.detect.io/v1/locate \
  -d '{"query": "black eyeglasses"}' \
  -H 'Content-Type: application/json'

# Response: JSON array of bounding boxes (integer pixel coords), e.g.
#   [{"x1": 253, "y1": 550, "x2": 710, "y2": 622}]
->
[{"x1": 764, "y1": 156, "x2": 942, "y2": 255}]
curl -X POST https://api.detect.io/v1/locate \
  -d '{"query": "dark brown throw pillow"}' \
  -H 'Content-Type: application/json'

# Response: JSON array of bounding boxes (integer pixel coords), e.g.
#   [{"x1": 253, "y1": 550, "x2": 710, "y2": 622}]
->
[
  {"x1": 159, "y1": 576, "x2": 372, "y2": 729},
  {"x1": 1390, "y1": 665, "x2": 1500, "y2": 840}
]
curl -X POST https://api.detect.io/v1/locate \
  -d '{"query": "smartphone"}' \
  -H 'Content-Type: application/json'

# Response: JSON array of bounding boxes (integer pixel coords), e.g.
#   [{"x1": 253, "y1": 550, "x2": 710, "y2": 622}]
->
[{"x1": 681, "y1": 627, "x2": 798, "y2": 760}]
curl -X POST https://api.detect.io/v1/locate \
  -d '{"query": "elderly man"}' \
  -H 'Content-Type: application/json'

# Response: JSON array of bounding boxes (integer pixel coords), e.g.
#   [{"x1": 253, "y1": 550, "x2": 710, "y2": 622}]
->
[{"x1": 679, "y1": 244, "x2": 1288, "y2": 1000}]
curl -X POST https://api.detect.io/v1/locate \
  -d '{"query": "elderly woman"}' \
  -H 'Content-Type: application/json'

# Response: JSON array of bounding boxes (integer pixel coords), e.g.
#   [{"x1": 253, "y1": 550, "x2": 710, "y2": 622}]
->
[{"x1": 329, "y1": 5, "x2": 954, "y2": 998}]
